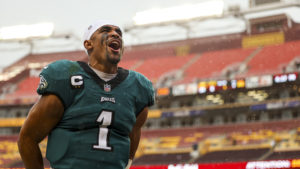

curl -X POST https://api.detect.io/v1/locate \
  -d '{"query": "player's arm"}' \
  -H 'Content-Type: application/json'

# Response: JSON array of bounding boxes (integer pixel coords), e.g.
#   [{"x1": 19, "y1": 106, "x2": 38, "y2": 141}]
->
[
  {"x1": 129, "y1": 107, "x2": 148, "y2": 160},
  {"x1": 18, "y1": 94, "x2": 64, "y2": 169}
]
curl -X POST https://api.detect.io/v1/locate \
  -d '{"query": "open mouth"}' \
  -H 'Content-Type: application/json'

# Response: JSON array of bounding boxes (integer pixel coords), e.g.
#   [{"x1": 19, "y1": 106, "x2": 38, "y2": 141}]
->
[{"x1": 108, "y1": 40, "x2": 121, "y2": 53}]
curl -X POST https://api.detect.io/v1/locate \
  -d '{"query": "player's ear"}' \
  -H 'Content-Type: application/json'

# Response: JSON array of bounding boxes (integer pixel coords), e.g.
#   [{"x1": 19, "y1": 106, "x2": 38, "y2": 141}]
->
[{"x1": 84, "y1": 40, "x2": 93, "y2": 51}]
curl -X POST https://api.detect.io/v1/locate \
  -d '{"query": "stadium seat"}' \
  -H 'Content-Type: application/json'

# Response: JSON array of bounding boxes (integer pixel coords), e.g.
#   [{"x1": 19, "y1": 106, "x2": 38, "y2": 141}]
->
[
  {"x1": 183, "y1": 48, "x2": 255, "y2": 82},
  {"x1": 135, "y1": 54, "x2": 195, "y2": 83},
  {"x1": 245, "y1": 40, "x2": 300, "y2": 76}
]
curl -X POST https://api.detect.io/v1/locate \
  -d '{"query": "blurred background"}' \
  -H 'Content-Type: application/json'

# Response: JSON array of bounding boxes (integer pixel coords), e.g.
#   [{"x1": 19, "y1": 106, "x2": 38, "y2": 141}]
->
[{"x1": 1, "y1": 0, "x2": 300, "y2": 168}]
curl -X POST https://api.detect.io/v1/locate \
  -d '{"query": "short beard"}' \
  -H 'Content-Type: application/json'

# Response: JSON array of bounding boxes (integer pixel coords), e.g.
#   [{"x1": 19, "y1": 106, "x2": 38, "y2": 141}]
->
[{"x1": 106, "y1": 53, "x2": 121, "y2": 65}]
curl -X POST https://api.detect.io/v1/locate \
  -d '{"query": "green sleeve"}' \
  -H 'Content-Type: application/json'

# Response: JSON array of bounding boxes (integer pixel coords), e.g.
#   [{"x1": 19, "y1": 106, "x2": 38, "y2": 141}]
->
[
  {"x1": 37, "y1": 60, "x2": 77, "y2": 109},
  {"x1": 134, "y1": 72, "x2": 155, "y2": 116}
]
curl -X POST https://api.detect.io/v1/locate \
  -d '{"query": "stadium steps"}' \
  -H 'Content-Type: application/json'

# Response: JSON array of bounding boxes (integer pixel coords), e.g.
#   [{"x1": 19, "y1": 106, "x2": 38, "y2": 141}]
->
[
  {"x1": 242, "y1": 40, "x2": 300, "y2": 76},
  {"x1": 130, "y1": 59, "x2": 144, "y2": 70},
  {"x1": 227, "y1": 47, "x2": 263, "y2": 78},
  {"x1": 180, "y1": 53, "x2": 202, "y2": 72},
  {"x1": 135, "y1": 54, "x2": 195, "y2": 85},
  {"x1": 257, "y1": 148, "x2": 275, "y2": 161},
  {"x1": 256, "y1": 141, "x2": 277, "y2": 161},
  {"x1": 236, "y1": 47, "x2": 263, "y2": 76},
  {"x1": 241, "y1": 47, "x2": 263, "y2": 68},
  {"x1": 168, "y1": 54, "x2": 202, "y2": 85},
  {"x1": 180, "y1": 48, "x2": 255, "y2": 83}
]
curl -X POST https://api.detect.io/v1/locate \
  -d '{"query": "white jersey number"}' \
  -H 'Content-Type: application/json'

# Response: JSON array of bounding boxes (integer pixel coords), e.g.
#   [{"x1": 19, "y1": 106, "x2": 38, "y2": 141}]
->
[{"x1": 93, "y1": 110, "x2": 113, "y2": 151}]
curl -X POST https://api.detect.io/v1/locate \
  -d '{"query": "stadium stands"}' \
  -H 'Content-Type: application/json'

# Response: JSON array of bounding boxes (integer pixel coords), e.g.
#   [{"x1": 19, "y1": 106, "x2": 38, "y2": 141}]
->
[
  {"x1": 131, "y1": 120, "x2": 300, "y2": 166},
  {"x1": 118, "y1": 59, "x2": 141, "y2": 70},
  {"x1": 2, "y1": 40, "x2": 300, "y2": 92},
  {"x1": 266, "y1": 150, "x2": 300, "y2": 160},
  {"x1": 3, "y1": 51, "x2": 86, "y2": 73},
  {"x1": 5, "y1": 77, "x2": 39, "y2": 100},
  {"x1": 133, "y1": 152, "x2": 191, "y2": 165},
  {"x1": 135, "y1": 54, "x2": 195, "y2": 83},
  {"x1": 2, "y1": 8, "x2": 300, "y2": 169},
  {"x1": 2, "y1": 40, "x2": 300, "y2": 167},
  {"x1": 245, "y1": 40, "x2": 300, "y2": 76},
  {"x1": 0, "y1": 135, "x2": 48, "y2": 168},
  {"x1": 182, "y1": 48, "x2": 256, "y2": 82},
  {"x1": 194, "y1": 148, "x2": 270, "y2": 163}
]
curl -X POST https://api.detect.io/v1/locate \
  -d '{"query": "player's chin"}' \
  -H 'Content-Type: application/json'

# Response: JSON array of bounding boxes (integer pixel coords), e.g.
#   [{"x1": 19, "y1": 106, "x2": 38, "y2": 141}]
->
[
  {"x1": 106, "y1": 48, "x2": 122, "y2": 64},
  {"x1": 109, "y1": 58, "x2": 121, "y2": 65},
  {"x1": 107, "y1": 54, "x2": 121, "y2": 65}
]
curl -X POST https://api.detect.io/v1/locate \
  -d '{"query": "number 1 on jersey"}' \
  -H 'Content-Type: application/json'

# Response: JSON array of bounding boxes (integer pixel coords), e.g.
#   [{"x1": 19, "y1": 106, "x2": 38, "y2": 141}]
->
[{"x1": 93, "y1": 110, "x2": 113, "y2": 151}]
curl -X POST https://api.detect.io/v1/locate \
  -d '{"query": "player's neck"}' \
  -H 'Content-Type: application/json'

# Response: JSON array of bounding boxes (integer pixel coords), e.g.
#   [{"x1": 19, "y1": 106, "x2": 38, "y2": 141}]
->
[{"x1": 88, "y1": 62, "x2": 118, "y2": 74}]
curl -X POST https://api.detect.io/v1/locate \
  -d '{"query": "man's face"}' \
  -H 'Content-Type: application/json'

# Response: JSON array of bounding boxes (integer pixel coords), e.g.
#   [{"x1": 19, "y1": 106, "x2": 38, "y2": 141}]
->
[{"x1": 89, "y1": 25, "x2": 124, "y2": 65}]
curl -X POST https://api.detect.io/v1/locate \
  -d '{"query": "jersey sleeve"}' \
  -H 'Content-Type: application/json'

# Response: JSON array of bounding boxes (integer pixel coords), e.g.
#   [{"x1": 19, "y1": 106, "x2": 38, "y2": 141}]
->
[
  {"x1": 134, "y1": 72, "x2": 155, "y2": 115},
  {"x1": 37, "y1": 60, "x2": 77, "y2": 109}
]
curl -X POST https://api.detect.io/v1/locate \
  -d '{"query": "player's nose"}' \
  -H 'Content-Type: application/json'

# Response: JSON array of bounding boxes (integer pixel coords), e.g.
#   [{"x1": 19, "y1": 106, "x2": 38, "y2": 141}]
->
[{"x1": 110, "y1": 31, "x2": 120, "y2": 39}]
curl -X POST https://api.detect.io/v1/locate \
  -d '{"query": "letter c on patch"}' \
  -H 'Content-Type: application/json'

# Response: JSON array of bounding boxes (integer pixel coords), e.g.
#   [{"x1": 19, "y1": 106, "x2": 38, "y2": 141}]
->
[{"x1": 71, "y1": 75, "x2": 83, "y2": 86}]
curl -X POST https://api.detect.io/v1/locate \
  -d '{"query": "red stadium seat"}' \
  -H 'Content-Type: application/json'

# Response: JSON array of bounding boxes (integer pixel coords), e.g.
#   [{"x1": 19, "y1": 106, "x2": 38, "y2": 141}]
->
[
  {"x1": 245, "y1": 40, "x2": 300, "y2": 76},
  {"x1": 135, "y1": 54, "x2": 195, "y2": 83},
  {"x1": 183, "y1": 48, "x2": 255, "y2": 82}
]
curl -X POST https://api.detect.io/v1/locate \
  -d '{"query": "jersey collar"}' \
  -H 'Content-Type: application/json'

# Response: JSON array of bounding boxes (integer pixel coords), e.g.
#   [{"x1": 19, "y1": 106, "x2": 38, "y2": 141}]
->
[{"x1": 77, "y1": 61, "x2": 129, "y2": 92}]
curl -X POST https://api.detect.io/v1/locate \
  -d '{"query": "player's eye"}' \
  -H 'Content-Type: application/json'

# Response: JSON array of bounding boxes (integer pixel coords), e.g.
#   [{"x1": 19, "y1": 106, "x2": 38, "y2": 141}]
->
[
  {"x1": 116, "y1": 29, "x2": 122, "y2": 37},
  {"x1": 99, "y1": 26, "x2": 111, "y2": 33}
]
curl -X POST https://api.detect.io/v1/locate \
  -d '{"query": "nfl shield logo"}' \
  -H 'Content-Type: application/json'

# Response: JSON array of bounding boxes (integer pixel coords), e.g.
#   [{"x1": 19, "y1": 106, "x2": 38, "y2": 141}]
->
[{"x1": 104, "y1": 84, "x2": 111, "y2": 92}]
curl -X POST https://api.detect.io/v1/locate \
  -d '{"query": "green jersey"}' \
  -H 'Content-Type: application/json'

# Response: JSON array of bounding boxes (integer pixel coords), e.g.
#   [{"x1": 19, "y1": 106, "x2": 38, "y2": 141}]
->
[{"x1": 37, "y1": 60, "x2": 155, "y2": 169}]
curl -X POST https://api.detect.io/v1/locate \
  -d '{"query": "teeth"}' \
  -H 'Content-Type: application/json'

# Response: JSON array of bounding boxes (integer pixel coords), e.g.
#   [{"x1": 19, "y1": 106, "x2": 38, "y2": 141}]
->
[{"x1": 110, "y1": 41, "x2": 120, "y2": 50}]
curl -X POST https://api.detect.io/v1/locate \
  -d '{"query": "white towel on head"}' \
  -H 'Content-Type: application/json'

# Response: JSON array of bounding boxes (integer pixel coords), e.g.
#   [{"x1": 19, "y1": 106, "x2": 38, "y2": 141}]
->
[{"x1": 82, "y1": 20, "x2": 119, "y2": 41}]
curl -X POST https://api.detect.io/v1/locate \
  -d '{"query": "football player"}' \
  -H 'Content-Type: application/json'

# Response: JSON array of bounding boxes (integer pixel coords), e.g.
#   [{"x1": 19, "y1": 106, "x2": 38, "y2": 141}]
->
[{"x1": 18, "y1": 20, "x2": 155, "y2": 169}]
